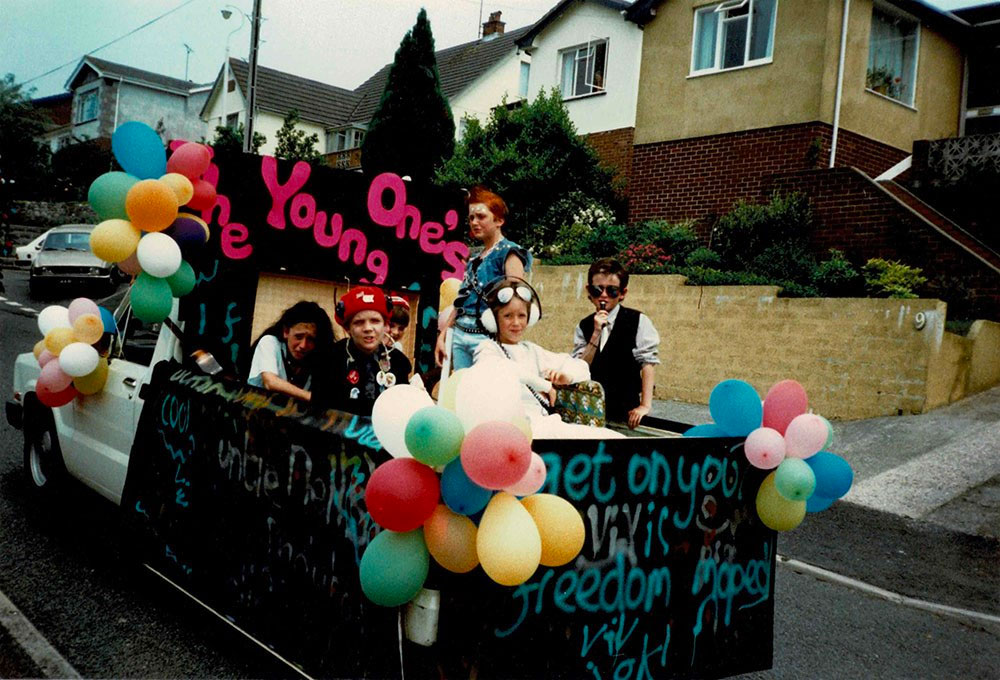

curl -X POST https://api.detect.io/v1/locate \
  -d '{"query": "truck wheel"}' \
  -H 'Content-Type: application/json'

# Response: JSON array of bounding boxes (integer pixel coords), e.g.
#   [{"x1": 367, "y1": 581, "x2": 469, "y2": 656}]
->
[{"x1": 22, "y1": 397, "x2": 66, "y2": 494}]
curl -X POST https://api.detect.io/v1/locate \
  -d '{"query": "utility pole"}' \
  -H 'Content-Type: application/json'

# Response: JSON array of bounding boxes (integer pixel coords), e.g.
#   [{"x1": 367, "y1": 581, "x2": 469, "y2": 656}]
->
[
  {"x1": 243, "y1": 0, "x2": 263, "y2": 153},
  {"x1": 183, "y1": 43, "x2": 193, "y2": 81}
]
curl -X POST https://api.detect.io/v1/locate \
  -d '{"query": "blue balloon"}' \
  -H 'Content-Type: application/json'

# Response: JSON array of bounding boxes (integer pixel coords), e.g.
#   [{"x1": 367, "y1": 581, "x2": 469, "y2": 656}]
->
[
  {"x1": 805, "y1": 451, "x2": 854, "y2": 499},
  {"x1": 806, "y1": 494, "x2": 835, "y2": 513},
  {"x1": 440, "y1": 459, "x2": 492, "y2": 516},
  {"x1": 98, "y1": 306, "x2": 116, "y2": 334},
  {"x1": 682, "y1": 423, "x2": 729, "y2": 437},
  {"x1": 111, "y1": 121, "x2": 167, "y2": 179},
  {"x1": 709, "y1": 379, "x2": 763, "y2": 436}
]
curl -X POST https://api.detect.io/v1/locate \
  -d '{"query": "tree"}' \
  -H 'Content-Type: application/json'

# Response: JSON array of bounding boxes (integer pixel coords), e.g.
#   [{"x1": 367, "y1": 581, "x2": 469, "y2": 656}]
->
[
  {"x1": 436, "y1": 89, "x2": 620, "y2": 251},
  {"x1": 0, "y1": 74, "x2": 52, "y2": 200},
  {"x1": 361, "y1": 9, "x2": 455, "y2": 181},
  {"x1": 210, "y1": 123, "x2": 265, "y2": 155},
  {"x1": 274, "y1": 109, "x2": 323, "y2": 164}
]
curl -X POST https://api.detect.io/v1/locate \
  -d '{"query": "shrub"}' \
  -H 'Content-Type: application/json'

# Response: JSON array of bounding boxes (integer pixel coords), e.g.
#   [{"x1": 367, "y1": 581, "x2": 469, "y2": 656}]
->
[
  {"x1": 685, "y1": 247, "x2": 722, "y2": 268},
  {"x1": 862, "y1": 258, "x2": 928, "y2": 298},
  {"x1": 712, "y1": 192, "x2": 812, "y2": 269},
  {"x1": 747, "y1": 241, "x2": 817, "y2": 283},
  {"x1": 679, "y1": 267, "x2": 772, "y2": 286},
  {"x1": 580, "y1": 222, "x2": 631, "y2": 259},
  {"x1": 812, "y1": 249, "x2": 864, "y2": 297},
  {"x1": 634, "y1": 220, "x2": 700, "y2": 260},
  {"x1": 619, "y1": 244, "x2": 673, "y2": 274}
]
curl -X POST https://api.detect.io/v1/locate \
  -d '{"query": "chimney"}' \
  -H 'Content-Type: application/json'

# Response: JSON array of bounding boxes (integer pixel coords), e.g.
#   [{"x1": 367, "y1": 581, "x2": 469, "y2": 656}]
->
[{"x1": 482, "y1": 11, "x2": 505, "y2": 39}]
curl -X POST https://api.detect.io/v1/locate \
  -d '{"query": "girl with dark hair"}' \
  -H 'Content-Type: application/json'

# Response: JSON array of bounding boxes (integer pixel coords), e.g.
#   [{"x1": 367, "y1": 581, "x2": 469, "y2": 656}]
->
[{"x1": 248, "y1": 301, "x2": 335, "y2": 402}]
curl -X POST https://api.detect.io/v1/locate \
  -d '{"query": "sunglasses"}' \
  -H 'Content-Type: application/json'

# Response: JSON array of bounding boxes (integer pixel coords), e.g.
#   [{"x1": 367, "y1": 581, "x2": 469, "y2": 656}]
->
[
  {"x1": 496, "y1": 285, "x2": 534, "y2": 305},
  {"x1": 587, "y1": 284, "x2": 621, "y2": 298}
]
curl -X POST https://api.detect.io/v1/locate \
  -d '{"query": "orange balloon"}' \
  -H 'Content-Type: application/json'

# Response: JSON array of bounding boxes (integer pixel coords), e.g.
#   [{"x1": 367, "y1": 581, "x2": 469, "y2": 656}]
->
[
  {"x1": 33, "y1": 339, "x2": 46, "y2": 360},
  {"x1": 44, "y1": 327, "x2": 75, "y2": 356},
  {"x1": 423, "y1": 505, "x2": 479, "y2": 573},
  {"x1": 125, "y1": 179, "x2": 178, "y2": 232},
  {"x1": 72, "y1": 314, "x2": 104, "y2": 345}
]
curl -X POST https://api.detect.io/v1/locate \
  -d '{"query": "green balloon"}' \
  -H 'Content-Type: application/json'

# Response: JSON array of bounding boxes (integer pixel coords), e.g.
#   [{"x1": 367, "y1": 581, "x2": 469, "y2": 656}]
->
[
  {"x1": 88, "y1": 171, "x2": 139, "y2": 220},
  {"x1": 404, "y1": 406, "x2": 465, "y2": 467},
  {"x1": 774, "y1": 458, "x2": 817, "y2": 502},
  {"x1": 359, "y1": 529, "x2": 429, "y2": 607},
  {"x1": 166, "y1": 260, "x2": 196, "y2": 297},
  {"x1": 130, "y1": 273, "x2": 174, "y2": 323}
]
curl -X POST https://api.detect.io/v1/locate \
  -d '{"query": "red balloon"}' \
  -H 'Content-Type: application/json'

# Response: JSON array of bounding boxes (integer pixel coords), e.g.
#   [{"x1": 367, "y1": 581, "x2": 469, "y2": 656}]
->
[
  {"x1": 186, "y1": 179, "x2": 217, "y2": 211},
  {"x1": 36, "y1": 382, "x2": 78, "y2": 407},
  {"x1": 460, "y1": 421, "x2": 532, "y2": 490},
  {"x1": 166, "y1": 143, "x2": 211, "y2": 180},
  {"x1": 762, "y1": 380, "x2": 808, "y2": 435},
  {"x1": 365, "y1": 458, "x2": 440, "y2": 532}
]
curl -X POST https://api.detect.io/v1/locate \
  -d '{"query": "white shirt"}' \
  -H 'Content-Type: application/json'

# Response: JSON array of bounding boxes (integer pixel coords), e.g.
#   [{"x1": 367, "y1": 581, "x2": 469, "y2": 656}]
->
[{"x1": 572, "y1": 305, "x2": 661, "y2": 365}]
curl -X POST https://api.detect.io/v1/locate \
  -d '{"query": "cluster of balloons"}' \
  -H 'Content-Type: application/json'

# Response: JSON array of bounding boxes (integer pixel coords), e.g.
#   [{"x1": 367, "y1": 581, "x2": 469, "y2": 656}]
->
[
  {"x1": 437, "y1": 278, "x2": 461, "y2": 332},
  {"x1": 31, "y1": 299, "x2": 116, "y2": 406},
  {"x1": 683, "y1": 378, "x2": 854, "y2": 532},
  {"x1": 359, "y1": 361, "x2": 585, "y2": 607},
  {"x1": 88, "y1": 121, "x2": 216, "y2": 323}
]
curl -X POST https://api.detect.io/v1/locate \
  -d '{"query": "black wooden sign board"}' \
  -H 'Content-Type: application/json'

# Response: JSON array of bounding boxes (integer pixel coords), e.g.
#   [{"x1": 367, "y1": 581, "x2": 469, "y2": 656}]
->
[{"x1": 123, "y1": 362, "x2": 775, "y2": 679}]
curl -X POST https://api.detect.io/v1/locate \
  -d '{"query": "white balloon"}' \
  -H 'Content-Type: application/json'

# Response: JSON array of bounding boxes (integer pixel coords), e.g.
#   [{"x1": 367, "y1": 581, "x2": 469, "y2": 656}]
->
[
  {"x1": 455, "y1": 358, "x2": 524, "y2": 432},
  {"x1": 371, "y1": 384, "x2": 434, "y2": 458},
  {"x1": 38, "y1": 305, "x2": 71, "y2": 336},
  {"x1": 136, "y1": 232, "x2": 182, "y2": 278},
  {"x1": 58, "y1": 342, "x2": 100, "y2": 377}
]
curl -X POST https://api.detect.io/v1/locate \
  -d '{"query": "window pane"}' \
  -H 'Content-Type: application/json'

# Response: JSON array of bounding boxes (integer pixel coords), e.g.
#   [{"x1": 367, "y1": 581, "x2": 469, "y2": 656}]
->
[
  {"x1": 575, "y1": 51, "x2": 589, "y2": 95},
  {"x1": 867, "y1": 7, "x2": 918, "y2": 104},
  {"x1": 561, "y1": 52, "x2": 575, "y2": 98},
  {"x1": 693, "y1": 9, "x2": 719, "y2": 71},
  {"x1": 749, "y1": 0, "x2": 776, "y2": 61},
  {"x1": 519, "y1": 61, "x2": 530, "y2": 98},
  {"x1": 591, "y1": 41, "x2": 607, "y2": 90},
  {"x1": 722, "y1": 16, "x2": 748, "y2": 69}
]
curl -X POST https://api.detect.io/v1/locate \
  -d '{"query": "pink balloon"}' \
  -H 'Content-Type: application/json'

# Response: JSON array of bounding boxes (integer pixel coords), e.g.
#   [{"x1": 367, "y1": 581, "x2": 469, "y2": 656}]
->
[
  {"x1": 166, "y1": 143, "x2": 212, "y2": 180},
  {"x1": 784, "y1": 413, "x2": 827, "y2": 459},
  {"x1": 37, "y1": 350, "x2": 56, "y2": 367},
  {"x1": 364, "y1": 458, "x2": 440, "y2": 532},
  {"x1": 67, "y1": 297, "x2": 100, "y2": 323},
  {"x1": 762, "y1": 380, "x2": 808, "y2": 435},
  {"x1": 744, "y1": 427, "x2": 786, "y2": 470},
  {"x1": 117, "y1": 251, "x2": 142, "y2": 276},
  {"x1": 503, "y1": 452, "x2": 547, "y2": 497},
  {"x1": 461, "y1": 421, "x2": 532, "y2": 490},
  {"x1": 39, "y1": 359, "x2": 73, "y2": 391}
]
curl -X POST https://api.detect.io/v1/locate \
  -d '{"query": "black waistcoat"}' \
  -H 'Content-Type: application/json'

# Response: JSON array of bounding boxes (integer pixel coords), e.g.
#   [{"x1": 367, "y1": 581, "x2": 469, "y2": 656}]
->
[{"x1": 579, "y1": 306, "x2": 641, "y2": 418}]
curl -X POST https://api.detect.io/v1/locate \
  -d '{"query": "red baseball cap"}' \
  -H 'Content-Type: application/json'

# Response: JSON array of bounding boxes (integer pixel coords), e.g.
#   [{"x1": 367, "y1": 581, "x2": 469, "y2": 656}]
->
[{"x1": 336, "y1": 286, "x2": 392, "y2": 325}]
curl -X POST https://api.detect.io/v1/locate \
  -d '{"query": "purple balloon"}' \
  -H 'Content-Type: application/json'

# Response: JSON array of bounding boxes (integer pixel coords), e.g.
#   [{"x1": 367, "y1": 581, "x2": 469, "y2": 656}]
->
[{"x1": 165, "y1": 217, "x2": 207, "y2": 254}]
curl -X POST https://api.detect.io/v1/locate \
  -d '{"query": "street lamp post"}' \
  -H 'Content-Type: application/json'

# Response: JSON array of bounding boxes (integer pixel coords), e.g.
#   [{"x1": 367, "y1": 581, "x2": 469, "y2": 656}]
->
[
  {"x1": 220, "y1": 5, "x2": 247, "y2": 134},
  {"x1": 243, "y1": 0, "x2": 263, "y2": 153}
]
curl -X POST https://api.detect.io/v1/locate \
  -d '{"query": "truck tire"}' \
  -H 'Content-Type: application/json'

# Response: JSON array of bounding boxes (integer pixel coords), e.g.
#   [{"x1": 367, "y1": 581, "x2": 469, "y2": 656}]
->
[{"x1": 22, "y1": 395, "x2": 67, "y2": 494}]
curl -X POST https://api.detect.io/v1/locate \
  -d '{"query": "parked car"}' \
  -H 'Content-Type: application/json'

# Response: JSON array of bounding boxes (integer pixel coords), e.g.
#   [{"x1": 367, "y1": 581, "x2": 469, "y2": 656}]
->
[
  {"x1": 15, "y1": 229, "x2": 52, "y2": 265},
  {"x1": 28, "y1": 224, "x2": 114, "y2": 298}
]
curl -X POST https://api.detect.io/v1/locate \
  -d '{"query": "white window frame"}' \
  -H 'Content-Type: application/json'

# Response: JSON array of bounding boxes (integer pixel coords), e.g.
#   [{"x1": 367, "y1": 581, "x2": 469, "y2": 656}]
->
[
  {"x1": 519, "y1": 61, "x2": 531, "y2": 99},
  {"x1": 690, "y1": 0, "x2": 778, "y2": 76},
  {"x1": 558, "y1": 37, "x2": 609, "y2": 100},
  {"x1": 325, "y1": 126, "x2": 365, "y2": 153},
  {"x1": 865, "y1": 2, "x2": 920, "y2": 108},
  {"x1": 75, "y1": 87, "x2": 99, "y2": 123}
]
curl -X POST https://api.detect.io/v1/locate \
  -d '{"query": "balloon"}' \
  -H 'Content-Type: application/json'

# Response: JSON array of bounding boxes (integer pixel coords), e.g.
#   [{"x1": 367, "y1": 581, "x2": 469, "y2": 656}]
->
[
  {"x1": 187, "y1": 179, "x2": 217, "y2": 211},
  {"x1": 805, "y1": 451, "x2": 854, "y2": 499},
  {"x1": 683, "y1": 423, "x2": 729, "y2": 437},
  {"x1": 72, "y1": 314, "x2": 104, "y2": 345},
  {"x1": 98, "y1": 306, "x2": 116, "y2": 334},
  {"x1": 166, "y1": 260, "x2": 196, "y2": 297},
  {"x1": 165, "y1": 216, "x2": 208, "y2": 254},
  {"x1": 784, "y1": 413, "x2": 827, "y2": 459},
  {"x1": 503, "y1": 452, "x2": 546, "y2": 497},
  {"x1": 476, "y1": 493, "x2": 541, "y2": 586},
  {"x1": 762, "y1": 380, "x2": 808, "y2": 434},
  {"x1": 460, "y1": 421, "x2": 532, "y2": 490},
  {"x1": 89, "y1": 218, "x2": 142, "y2": 263},
  {"x1": 455, "y1": 359, "x2": 523, "y2": 431},
  {"x1": 32, "y1": 340, "x2": 45, "y2": 360},
  {"x1": 774, "y1": 458, "x2": 816, "y2": 501},
  {"x1": 743, "y1": 427, "x2": 786, "y2": 470},
  {"x1": 38, "y1": 305, "x2": 71, "y2": 336},
  {"x1": 423, "y1": 505, "x2": 479, "y2": 573},
  {"x1": 67, "y1": 298, "x2": 99, "y2": 323},
  {"x1": 130, "y1": 273, "x2": 174, "y2": 323},
  {"x1": 126, "y1": 179, "x2": 178, "y2": 233},
  {"x1": 819, "y1": 415, "x2": 835, "y2": 449},
  {"x1": 511, "y1": 413, "x2": 533, "y2": 442},
  {"x1": 708, "y1": 379, "x2": 762, "y2": 436},
  {"x1": 117, "y1": 251, "x2": 142, "y2": 276},
  {"x1": 58, "y1": 343, "x2": 100, "y2": 378},
  {"x1": 365, "y1": 458, "x2": 440, "y2": 532},
  {"x1": 439, "y1": 278, "x2": 461, "y2": 311},
  {"x1": 437, "y1": 305, "x2": 454, "y2": 332},
  {"x1": 437, "y1": 368, "x2": 466, "y2": 412},
  {"x1": 756, "y1": 472, "x2": 806, "y2": 531},
  {"x1": 39, "y1": 359, "x2": 73, "y2": 392},
  {"x1": 404, "y1": 406, "x2": 465, "y2": 467},
  {"x1": 87, "y1": 171, "x2": 138, "y2": 220},
  {"x1": 158, "y1": 173, "x2": 194, "y2": 206},
  {"x1": 520, "y1": 494, "x2": 584, "y2": 567},
  {"x1": 359, "y1": 530, "x2": 429, "y2": 607},
  {"x1": 111, "y1": 121, "x2": 167, "y2": 179},
  {"x1": 166, "y1": 143, "x2": 212, "y2": 180},
  {"x1": 73, "y1": 359, "x2": 109, "y2": 395},
  {"x1": 136, "y1": 232, "x2": 182, "y2": 278},
  {"x1": 806, "y1": 494, "x2": 836, "y2": 513},
  {"x1": 36, "y1": 382, "x2": 77, "y2": 408},
  {"x1": 44, "y1": 327, "x2": 75, "y2": 356},
  {"x1": 37, "y1": 350, "x2": 56, "y2": 368},
  {"x1": 371, "y1": 385, "x2": 434, "y2": 458},
  {"x1": 440, "y1": 458, "x2": 492, "y2": 516}
]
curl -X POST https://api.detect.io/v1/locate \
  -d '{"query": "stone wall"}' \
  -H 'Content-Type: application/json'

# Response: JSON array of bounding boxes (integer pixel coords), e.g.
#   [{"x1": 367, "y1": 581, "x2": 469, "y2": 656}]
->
[
  {"x1": 11, "y1": 201, "x2": 97, "y2": 227},
  {"x1": 526, "y1": 265, "x2": 1000, "y2": 420}
]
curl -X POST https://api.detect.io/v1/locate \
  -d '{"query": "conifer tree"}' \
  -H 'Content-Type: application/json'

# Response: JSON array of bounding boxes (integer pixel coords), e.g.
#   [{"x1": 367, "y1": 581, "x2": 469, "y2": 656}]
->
[{"x1": 274, "y1": 109, "x2": 323, "y2": 164}]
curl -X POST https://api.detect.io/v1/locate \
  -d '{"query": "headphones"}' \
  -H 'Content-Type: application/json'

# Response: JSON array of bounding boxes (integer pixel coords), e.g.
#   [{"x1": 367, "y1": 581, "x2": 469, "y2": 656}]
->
[{"x1": 479, "y1": 276, "x2": 542, "y2": 334}]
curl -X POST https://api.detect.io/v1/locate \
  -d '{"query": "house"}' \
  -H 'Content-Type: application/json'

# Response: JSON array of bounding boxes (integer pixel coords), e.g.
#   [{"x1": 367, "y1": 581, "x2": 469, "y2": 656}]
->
[{"x1": 64, "y1": 56, "x2": 211, "y2": 145}]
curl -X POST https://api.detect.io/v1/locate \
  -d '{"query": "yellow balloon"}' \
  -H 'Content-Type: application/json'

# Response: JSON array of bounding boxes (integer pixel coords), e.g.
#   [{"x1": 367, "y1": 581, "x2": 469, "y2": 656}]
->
[
  {"x1": 438, "y1": 368, "x2": 467, "y2": 412},
  {"x1": 756, "y1": 472, "x2": 806, "y2": 531},
  {"x1": 520, "y1": 494, "x2": 585, "y2": 567},
  {"x1": 439, "y1": 278, "x2": 461, "y2": 312},
  {"x1": 90, "y1": 219, "x2": 141, "y2": 262},
  {"x1": 33, "y1": 339, "x2": 46, "y2": 360},
  {"x1": 512, "y1": 413, "x2": 533, "y2": 442},
  {"x1": 476, "y1": 493, "x2": 541, "y2": 586},
  {"x1": 72, "y1": 314, "x2": 104, "y2": 345},
  {"x1": 73, "y1": 358, "x2": 109, "y2": 395},
  {"x1": 423, "y1": 505, "x2": 479, "y2": 573},
  {"x1": 44, "y1": 327, "x2": 75, "y2": 356},
  {"x1": 159, "y1": 173, "x2": 194, "y2": 206}
]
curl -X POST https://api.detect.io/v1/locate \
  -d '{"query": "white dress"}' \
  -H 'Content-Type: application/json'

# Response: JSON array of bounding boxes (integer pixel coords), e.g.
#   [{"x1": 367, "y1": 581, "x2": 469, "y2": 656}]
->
[{"x1": 474, "y1": 339, "x2": 624, "y2": 440}]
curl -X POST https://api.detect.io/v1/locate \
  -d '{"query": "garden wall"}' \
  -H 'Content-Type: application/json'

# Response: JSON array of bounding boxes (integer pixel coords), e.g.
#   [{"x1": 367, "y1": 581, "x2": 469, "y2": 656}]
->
[
  {"x1": 528, "y1": 265, "x2": 1000, "y2": 420},
  {"x1": 11, "y1": 200, "x2": 97, "y2": 227}
]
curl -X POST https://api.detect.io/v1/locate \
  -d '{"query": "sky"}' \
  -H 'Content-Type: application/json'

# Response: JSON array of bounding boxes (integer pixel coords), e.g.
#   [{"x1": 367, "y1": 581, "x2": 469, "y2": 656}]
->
[{"x1": 1, "y1": 0, "x2": 994, "y2": 100}]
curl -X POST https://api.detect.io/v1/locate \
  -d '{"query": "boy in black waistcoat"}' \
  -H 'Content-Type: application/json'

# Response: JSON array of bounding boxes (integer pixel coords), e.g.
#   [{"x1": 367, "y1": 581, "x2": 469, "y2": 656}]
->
[{"x1": 572, "y1": 258, "x2": 660, "y2": 428}]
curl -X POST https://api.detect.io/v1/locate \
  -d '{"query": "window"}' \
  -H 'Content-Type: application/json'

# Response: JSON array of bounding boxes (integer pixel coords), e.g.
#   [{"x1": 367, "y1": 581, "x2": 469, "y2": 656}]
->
[
  {"x1": 226, "y1": 113, "x2": 238, "y2": 129},
  {"x1": 866, "y1": 5, "x2": 918, "y2": 106},
  {"x1": 559, "y1": 39, "x2": 607, "y2": 98},
  {"x1": 519, "y1": 61, "x2": 531, "y2": 99},
  {"x1": 692, "y1": 0, "x2": 776, "y2": 74},
  {"x1": 325, "y1": 127, "x2": 365, "y2": 153},
  {"x1": 75, "y1": 89, "x2": 99, "y2": 123},
  {"x1": 227, "y1": 79, "x2": 236, "y2": 93}
]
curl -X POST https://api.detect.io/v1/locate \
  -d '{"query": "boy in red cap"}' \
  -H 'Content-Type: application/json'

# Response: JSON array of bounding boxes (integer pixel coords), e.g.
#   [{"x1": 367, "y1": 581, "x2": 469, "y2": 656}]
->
[{"x1": 311, "y1": 286, "x2": 412, "y2": 415}]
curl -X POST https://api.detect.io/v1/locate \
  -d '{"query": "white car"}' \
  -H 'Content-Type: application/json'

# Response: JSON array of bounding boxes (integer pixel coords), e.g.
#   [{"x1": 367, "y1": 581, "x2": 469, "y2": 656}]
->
[{"x1": 15, "y1": 229, "x2": 51, "y2": 264}]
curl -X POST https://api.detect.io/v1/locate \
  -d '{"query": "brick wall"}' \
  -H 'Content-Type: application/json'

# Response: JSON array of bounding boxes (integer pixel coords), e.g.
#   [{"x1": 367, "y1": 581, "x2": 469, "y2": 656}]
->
[{"x1": 586, "y1": 127, "x2": 634, "y2": 192}]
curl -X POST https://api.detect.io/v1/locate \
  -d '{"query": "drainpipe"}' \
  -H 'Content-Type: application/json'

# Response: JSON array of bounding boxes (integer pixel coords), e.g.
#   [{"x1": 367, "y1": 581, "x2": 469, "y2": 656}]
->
[
  {"x1": 112, "y1": 75, "x2": 124, "y2": 135},
  {"x1": 829, "y1": 0, "x2": 850, "y2": 168}
]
